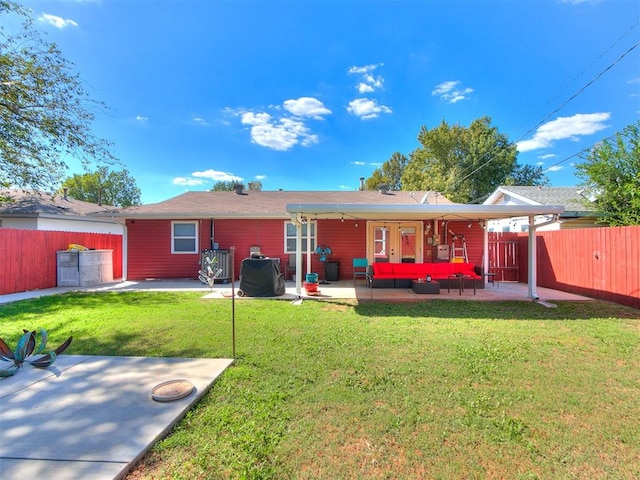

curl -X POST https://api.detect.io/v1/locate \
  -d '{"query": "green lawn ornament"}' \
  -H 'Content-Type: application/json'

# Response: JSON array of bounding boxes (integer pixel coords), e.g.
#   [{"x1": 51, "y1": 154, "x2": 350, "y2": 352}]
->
[{"x1": 0, "y1": 329, "x2": 72, "y2": 377}]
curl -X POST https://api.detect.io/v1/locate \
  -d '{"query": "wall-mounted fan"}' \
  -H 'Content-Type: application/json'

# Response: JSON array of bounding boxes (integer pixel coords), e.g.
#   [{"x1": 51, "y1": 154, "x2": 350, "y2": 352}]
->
[{"x1": 315, "y1": 245, "x2": 332, "y2": 284}]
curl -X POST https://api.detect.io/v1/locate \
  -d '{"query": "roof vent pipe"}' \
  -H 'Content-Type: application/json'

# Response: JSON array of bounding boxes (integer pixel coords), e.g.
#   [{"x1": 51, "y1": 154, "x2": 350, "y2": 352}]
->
[
  {"x1": 359, "y1": 177, "x2": 365, "y2": 191},
  {"x1": 233, "y1": 183, "x2": 245, "y2": 195},
  {"x1": 378, "y1": 183, "x2": 389, "y2": 194},
  {"x1": 62, "y1": 187, "x2": 69, "y2": 200}
]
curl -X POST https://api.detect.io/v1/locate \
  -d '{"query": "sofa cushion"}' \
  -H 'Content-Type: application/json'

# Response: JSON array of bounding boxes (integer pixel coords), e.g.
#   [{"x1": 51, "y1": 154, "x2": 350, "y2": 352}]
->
[
  {"x1": 372, "y1": 263, "x2": 394, "y2": 275},
  {"x1": 393, "y1": 263, "x2": 422, "y2": 275}
]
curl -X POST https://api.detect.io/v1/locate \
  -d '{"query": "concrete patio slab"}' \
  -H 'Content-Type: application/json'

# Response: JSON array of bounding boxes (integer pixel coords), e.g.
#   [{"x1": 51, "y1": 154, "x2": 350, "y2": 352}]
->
[{"x1": 0, "y1": 355, "x2": 233, "y2": 480}]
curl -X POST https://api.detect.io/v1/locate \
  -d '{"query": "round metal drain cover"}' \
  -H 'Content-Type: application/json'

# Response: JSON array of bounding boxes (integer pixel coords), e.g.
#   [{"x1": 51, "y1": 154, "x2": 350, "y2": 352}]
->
[{"x1": 151, "y1": 379, "x2": 195, "y2": 402}]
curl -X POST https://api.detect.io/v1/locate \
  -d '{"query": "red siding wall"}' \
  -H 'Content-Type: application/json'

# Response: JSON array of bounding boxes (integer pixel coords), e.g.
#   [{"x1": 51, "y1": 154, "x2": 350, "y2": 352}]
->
[
  {"x1": 1, "y1": 229, "x2": 122, "y2": 294},
  {"x1": 126, "y1": 219, "x2": 213, "y2": 280},
  {"x1": 126, "y1": 218, "x2": 488, "y2": 281},
  {"x1": 212, "y1": 218, "x2": 368, "y2": 280}
]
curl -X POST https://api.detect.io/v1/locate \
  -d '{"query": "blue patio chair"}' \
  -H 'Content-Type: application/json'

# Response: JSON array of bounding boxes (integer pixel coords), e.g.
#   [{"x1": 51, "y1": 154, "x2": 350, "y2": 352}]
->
[{"x1": 352, "y1": 258, "x2": 368, "y2": 286}]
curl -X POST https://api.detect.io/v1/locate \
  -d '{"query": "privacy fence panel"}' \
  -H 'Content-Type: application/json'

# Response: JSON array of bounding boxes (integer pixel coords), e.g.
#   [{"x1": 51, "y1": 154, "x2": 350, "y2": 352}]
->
[
  {"x1": 0, "y1": 229, "x2": 122, "y2": 295},
  {"x1": 512, "y1": 226, "x2": 638, "y2": 310}
]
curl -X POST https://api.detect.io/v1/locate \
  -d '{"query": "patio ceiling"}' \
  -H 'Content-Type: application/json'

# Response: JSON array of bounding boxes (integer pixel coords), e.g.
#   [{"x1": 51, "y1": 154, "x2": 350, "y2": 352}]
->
[{"x1": 286, "y1": 203, "x2": 565, "y2": 221}]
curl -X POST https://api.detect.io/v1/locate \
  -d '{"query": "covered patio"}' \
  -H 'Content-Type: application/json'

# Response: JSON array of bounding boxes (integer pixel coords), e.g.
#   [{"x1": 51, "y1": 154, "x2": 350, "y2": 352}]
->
[{"x1": 285, "y1": 203, "x2": 565, "y2": 301}]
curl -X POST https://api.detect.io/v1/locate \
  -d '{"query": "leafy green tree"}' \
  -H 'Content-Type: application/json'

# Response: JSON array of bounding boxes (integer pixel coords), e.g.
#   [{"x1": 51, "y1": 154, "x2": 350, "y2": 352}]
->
[
  {"x1": 504, "y1": 164, "x2": 549, "y2": 187},
  {"x1": 401, "y1": 117, "x2": 518, "y2": 203},
  {"x1": 62, "y1": 167, "x2": 141, "y2": 206},
  {"x1": 0, "y1": 1, "x2": 115, "y2": 191},
  {"x1": 247, "y1": 180, "x2": 262, "y2": 191},
  {"x1": 211, "y1": 181, "x2": 238, "y2": 191},
  {"x1": 364, "y1": 152, "x2": 408, "y2": 191},
  {"x1": 212, "y1": 180, "x2": 262, "y2": 191},
  {"x1": 575, "y1": 122, "x2": 640, "y2": 226}
]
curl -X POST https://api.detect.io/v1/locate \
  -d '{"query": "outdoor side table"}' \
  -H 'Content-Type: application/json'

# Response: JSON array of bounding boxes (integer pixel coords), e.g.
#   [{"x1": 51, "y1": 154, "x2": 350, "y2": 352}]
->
[
  {"x1": 412, "y1": 279, "x2": 440, "y2": 294},
  {"x1": 483, "y1": 272, "x2": 499, "y2": 288},
  {"x1": 447, "y1": 274, "x2": 476, "y2": 295}
]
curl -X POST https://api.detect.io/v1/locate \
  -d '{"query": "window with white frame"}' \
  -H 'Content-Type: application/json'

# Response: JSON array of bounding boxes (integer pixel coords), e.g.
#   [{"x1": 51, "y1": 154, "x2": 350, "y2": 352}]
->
[
  {"x1": 284, "y1": 220, "x2": 316, "y2": 254},
  {"x1": 171, "y1": 221, "x2": 198, "y2": 253}
]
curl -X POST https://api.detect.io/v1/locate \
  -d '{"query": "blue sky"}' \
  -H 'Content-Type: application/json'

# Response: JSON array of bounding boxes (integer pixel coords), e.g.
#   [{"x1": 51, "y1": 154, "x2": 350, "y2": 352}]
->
[{"x1": 18, "y1": 0, "x2": 640, "y2": 204}]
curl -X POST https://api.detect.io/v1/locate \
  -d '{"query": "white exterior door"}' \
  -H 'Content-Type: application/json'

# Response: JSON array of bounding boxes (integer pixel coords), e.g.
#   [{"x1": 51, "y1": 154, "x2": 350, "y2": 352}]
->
[{"x1": 367, "y1": 222, "x2": 423, "y2": 263}]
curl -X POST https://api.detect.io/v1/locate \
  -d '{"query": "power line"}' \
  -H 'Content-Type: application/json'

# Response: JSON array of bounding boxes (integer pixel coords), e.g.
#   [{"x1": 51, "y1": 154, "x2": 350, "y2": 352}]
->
[{"x1": 442, "y1": 38, "x2": 640, "y2": 197}]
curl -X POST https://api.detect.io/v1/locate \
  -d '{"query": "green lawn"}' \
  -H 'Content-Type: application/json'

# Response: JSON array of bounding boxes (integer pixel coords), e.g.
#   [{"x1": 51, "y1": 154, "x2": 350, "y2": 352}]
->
[{"x1": 1, "y1": 293, "x2": 639, "y2": 479}]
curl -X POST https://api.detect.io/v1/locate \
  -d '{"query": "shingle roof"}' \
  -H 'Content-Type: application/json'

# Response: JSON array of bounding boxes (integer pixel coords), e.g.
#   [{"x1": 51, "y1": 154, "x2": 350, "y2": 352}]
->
[
  {"x1": 0, "y1": 189, "x2": 116, "y2": 218},
  {"x1": 107, "y1": 190, "x2": 454, "y2": 219},
  {"x1": 486, "y1": 186, "x2": 595, "y2": 213}
]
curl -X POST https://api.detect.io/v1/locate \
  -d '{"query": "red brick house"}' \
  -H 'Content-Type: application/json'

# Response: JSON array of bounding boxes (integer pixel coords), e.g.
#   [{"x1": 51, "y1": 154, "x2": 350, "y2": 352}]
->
[{"x1": 108, "y1": 186, "x2": 563, "y2": 299}]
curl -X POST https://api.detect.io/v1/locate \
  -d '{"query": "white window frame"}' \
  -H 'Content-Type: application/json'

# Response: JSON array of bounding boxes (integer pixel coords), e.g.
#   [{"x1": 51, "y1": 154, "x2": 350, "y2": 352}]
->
[
  {"x1": 284, "y1": 220, "x2": 317, "y2": 254},
  {"x1": 171, "y1": 221, "x2": 198, "y2": 254}
]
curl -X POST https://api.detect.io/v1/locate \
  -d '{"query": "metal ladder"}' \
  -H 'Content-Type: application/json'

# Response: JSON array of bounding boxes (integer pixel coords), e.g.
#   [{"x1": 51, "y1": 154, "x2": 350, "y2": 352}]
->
[{"x1": 449, "y1": 231, "x2": 469, "y2": 263}]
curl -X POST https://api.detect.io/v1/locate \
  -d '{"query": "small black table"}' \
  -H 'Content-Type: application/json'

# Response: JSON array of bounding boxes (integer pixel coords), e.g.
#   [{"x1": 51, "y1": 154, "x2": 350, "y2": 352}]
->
[
  {"x1": 447, "y1": 274, "x2": 476, "y2": 295},
  {"x1": 412, "y1": 279, "x2": 440, "y2": 294}
]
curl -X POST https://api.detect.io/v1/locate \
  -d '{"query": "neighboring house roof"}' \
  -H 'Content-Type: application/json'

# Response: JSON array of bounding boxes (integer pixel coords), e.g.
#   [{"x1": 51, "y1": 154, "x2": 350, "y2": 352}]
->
[
  {"x1": 106, "y1": 189, "x2": 456, "y2": 219},
  {"x1": 0, "y1": 189, "x2": 120, "y2": 221},
  {"x1": 483, "y1": 186, "x2": 597, "y2": 217}
]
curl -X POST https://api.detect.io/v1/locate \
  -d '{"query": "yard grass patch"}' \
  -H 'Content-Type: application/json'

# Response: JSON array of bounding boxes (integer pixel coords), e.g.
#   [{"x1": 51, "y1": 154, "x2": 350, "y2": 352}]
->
[{"x1": 1, "y1": 293, "x2": 638, "y2": 479}]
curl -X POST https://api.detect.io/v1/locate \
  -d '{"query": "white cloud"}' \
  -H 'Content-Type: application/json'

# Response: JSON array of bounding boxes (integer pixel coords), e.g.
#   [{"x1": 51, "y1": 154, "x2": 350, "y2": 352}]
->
[
  {"x1": 172, "y1": 177, "x2": 207, "y2": 186},
  {"x1": 172, "y1": 170, "x2": 242, "y2": 187},
  {"x1": 231, "y1": 98, "x2": 329, "y2": 151},
  {"x1": 538, "y1": 153, "x2": 557, "y2": 159},
  {"x1": 348, "y1": 64, "x2": 378, "y2": 75},
  {"x1": 358, "y1": 83, "x2": 375, "y2": 94},
  {"x1": 432, "y1": 81, "x2": 474, "y2": 103},
  {"x1": 38, "y1": 13, "x2": 78, "y2": 29},
  {"x1": 516, "y1": 112, "x2": 610, "y2": 152},
  {"x1": 545, "y1": 166, "x2": 563, "y2": 172},
  {"x1": 241, "y1": 111, "x2": 318, "y2": 150},
  {"x1": 351, "y1": 161, "x2": 366, "y2": 166},
  {"x1": 192, "y1": 116, "x2": 209, "y2": 126},
  {"x1": 192, "y1": 169, "x2": 242, "y2": 182},
  {"x1": 283, "y1": 97, "x2": 331, "y2": 119},
  {"x1": 135, "y1": 115, "x2": 148, "y2": 121},
  {"x1": 627, "y1": 78, "x2": 640, "y2": 84},
  {"x1": 255, "y1": 175, "x2": 267, "y2": 180},
  {"x1": 347, "y1": 98, "x2": 392, "y2": 120},
  {"x1": 348, "y1": 63, "x2": 385, "y2": 93}
]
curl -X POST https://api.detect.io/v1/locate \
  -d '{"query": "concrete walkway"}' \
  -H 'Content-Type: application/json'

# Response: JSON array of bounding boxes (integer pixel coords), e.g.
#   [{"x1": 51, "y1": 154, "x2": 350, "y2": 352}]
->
[
  {"x1": 0, "y1": 278, "x2": 593, "y2": 305},
  {"x1": 0, "y1": 355, "x2": 233, "y2": 480}
]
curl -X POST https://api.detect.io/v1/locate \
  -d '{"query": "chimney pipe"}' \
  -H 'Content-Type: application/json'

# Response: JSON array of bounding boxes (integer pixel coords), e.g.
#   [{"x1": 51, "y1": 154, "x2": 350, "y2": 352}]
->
[
  {"x1": 359, "y1": 177, "x2": 365, "y2": 191},
  {"x1": 63, "y1": 187, "x2": 69, "y2": 200},
  {"x1": 233, "y1": 183, "x2": 245, "y2": 195}
]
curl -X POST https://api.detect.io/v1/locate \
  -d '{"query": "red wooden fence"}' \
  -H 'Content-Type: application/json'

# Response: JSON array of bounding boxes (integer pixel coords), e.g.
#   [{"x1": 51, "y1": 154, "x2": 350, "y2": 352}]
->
[
  {"x1": 490, "y1": 227, "x2": 639, "y2": 310},
  {"x1": 0, "y1": 229, "x2": 123, "y2": 295}
]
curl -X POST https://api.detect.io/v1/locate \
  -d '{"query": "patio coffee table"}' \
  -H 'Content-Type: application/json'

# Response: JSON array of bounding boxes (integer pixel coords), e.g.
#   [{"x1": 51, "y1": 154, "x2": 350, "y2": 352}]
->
[{"x1": 412, "y1": 279, "x2": 440, "y2": 294}]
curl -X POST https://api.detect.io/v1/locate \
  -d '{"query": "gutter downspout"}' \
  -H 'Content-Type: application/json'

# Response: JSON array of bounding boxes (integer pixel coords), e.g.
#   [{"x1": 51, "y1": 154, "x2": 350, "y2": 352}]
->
[{"x1": 527, "y1": 214, "x2": 558, "y2": 300}]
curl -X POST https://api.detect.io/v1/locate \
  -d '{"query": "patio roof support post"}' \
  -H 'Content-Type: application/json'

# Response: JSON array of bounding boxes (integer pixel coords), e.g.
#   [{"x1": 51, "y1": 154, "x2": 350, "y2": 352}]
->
[
  {"x1": 483, "y1": 223, "x2": 489, "y2": 275},
  {"x1": 527, "y1": 215, "x2": 539, "y2": 300},
  {"x1": 291, "y1": 214, "x2": 303, "y2": 294},
  {"x1": 306, "y1": 217, "x2": 312, "y2": 276}
]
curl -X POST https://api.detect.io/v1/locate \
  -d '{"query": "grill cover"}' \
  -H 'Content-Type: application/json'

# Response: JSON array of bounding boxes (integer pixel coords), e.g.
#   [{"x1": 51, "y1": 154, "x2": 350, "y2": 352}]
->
[{"x1": 238, "y1": 258, "x2": 285, "y2": 297}]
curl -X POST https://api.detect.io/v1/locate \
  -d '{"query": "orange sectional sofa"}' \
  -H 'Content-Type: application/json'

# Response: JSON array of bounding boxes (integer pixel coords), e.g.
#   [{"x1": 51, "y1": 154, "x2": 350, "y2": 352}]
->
[{"x1": 368, "y1": 262, "x2": 484, "y2": 289}]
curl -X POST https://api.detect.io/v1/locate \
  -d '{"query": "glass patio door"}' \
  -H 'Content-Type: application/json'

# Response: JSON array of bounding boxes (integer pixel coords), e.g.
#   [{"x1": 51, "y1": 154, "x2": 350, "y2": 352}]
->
[{"x1": 368, "y1": 222, "x2": 423, "y2": 263}]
